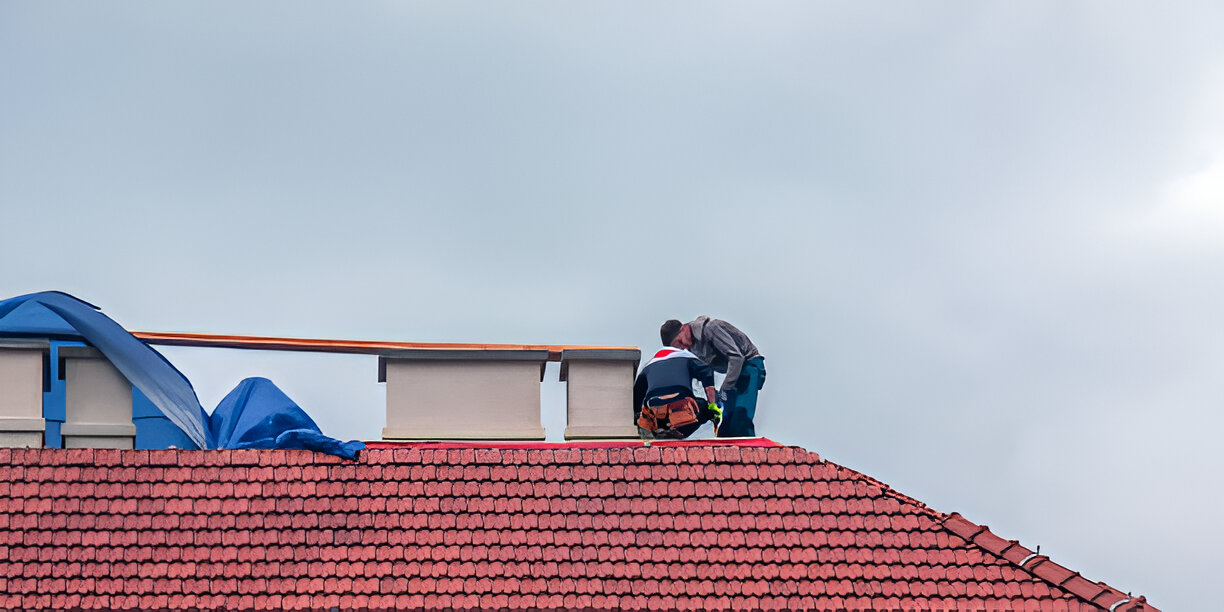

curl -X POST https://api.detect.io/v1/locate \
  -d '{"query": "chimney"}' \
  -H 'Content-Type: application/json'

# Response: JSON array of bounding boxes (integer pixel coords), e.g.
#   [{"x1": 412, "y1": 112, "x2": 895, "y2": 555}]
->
[
  {"x1": 560, "y1": 349, "x2": 640, "y2": 439},
  {"x1": 379, "y1": 349, "x2": 549, "y2": 440},
  {"x1": 0, "y1": 340, "x2": 48, "y2": 448},
  {"x1": 58, "y1": 346, "x2": 136, "y2": 449}
]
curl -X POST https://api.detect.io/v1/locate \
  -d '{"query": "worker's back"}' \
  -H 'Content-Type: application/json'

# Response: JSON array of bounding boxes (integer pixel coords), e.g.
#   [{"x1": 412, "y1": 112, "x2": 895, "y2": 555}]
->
[{"x1": 633, "y1": 347, "x2": 715, "y2": 439}]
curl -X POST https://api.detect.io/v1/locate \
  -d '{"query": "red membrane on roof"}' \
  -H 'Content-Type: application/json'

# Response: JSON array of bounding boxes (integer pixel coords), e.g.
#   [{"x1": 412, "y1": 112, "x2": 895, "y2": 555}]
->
[
  {"x1": 0, "y1": 444, "x2": 1156, "y2": 611},
  {"x1": 364, "y1": 437, "x2": 784, "y2": 450}
]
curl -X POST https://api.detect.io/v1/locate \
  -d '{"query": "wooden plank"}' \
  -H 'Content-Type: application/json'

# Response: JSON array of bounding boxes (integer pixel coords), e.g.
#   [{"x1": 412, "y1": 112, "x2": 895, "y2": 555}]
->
[{"x1": 130, "y1": 331, "x2": 636, "y2": 362}]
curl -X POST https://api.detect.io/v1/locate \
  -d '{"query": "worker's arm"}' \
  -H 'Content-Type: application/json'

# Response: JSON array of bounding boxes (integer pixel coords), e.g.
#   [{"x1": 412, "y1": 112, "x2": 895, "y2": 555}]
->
[
  {"x1": 722, "y1": 355, "x2": 744, "y2": 394},
  {"x1": 688, "y1": 359, "x2": 717, "y2": 405},
  {"x1": 705, "y1": 325, "x2": 747, "y2": 392}
]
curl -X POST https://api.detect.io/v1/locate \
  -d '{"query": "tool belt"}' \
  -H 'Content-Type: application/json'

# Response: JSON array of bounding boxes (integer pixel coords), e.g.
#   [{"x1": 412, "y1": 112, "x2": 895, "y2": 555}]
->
[{"x1": 637, "y1": 394, "x2": 699, "y2": 432}]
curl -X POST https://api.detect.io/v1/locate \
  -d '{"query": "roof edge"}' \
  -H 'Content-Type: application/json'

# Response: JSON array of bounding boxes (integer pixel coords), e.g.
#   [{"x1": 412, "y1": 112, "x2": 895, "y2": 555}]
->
[
  {"x1": 941, "y1": 512, "x2": 1159, "y2": 612},
  {"x1": 814, "y1": 456, "x2": 1159, "y2": 612},
  {"x1": 815, "y1": 457, "x2": 944, "y2": 521}
]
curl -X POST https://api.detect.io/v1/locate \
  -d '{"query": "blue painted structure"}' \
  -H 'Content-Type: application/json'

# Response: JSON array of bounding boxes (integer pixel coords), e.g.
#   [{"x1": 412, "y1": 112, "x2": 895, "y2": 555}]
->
[
  {"x1": 40, "y1": 339, "x2": 82, "y2": 448},
  {"x1": 0, "y1": 292, "x2": 210, "y2": 448},
  {"x1": 133, "y1": 387, "x2": 199, "y2": 450},
  {"x1": 1, "y1": 291, "x2": 362, "y2": 457},
  {"x1": 32, "y1": 340, "x2": 198, "y2": 449}
]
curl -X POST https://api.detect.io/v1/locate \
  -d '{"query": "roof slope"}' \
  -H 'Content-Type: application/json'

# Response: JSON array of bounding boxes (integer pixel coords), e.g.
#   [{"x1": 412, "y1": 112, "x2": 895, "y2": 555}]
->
[{"x1": 0, "y1": 443, "x2": 1156, "y2": 611}]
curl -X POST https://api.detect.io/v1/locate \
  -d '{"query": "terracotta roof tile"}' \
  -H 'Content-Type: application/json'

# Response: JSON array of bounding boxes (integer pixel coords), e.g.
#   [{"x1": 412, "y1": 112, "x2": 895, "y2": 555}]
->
[{"x1": 0, "y1": 442, "x2": 1156, "y2": 611}]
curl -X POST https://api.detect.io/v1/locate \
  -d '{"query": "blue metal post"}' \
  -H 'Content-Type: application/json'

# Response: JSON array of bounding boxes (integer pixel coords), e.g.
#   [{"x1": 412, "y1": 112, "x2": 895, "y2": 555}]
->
[{"x1": 42, "y1": 339, "x2": 84, "y2": 448}]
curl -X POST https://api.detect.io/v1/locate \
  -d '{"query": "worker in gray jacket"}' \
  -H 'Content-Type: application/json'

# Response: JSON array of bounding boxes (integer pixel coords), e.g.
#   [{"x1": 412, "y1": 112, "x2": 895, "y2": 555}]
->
[{"x1": 660, "y1": 316, "x2": 765, "y2": 437}]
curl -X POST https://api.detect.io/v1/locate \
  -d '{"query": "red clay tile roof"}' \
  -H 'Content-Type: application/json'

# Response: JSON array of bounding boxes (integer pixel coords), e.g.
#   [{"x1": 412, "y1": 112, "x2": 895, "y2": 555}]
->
[{"x1": 0, "y1": 442, "x2": 1157, "y2": 611}]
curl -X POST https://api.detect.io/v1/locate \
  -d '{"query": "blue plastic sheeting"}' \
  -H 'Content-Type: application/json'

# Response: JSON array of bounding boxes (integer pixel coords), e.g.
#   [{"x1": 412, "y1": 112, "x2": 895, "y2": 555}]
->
[
  {"x1": 0, "y1": 291, "x2": 211, "y2": 449},
  {"x1": 133, "y1": 387, "x2": 199, "y2": 450},
  {"x1": 211, "y1": 377, "x2": 364, "y2": 459},
  {"x1": 0, "y1": 291, "x2": 364, "y2": 459}
]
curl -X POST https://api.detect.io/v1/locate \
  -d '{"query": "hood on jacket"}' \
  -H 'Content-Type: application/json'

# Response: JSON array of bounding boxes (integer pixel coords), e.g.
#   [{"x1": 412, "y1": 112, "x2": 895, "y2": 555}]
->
[{"x1": 689, "y1": 315, "x2": 712, "y2": 342}]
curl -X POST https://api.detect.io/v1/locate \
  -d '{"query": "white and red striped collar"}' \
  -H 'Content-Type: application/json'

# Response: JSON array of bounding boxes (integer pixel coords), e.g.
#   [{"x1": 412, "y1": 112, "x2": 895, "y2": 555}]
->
[{"x1": 645, "y1": 347, "x2": 697, "y2": 367}]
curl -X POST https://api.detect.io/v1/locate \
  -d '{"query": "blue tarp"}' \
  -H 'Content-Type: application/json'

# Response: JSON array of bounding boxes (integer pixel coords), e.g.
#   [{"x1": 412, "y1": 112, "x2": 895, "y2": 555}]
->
[
  {"x1": 0, "y1": 291, "x2": 364, "y2": 459},
  {"x1": 0, "y1": 291, "x2": 212, "y2": 448},
  {"x1": 211, "y1": 377, "x2": 364, "y2": 459}
]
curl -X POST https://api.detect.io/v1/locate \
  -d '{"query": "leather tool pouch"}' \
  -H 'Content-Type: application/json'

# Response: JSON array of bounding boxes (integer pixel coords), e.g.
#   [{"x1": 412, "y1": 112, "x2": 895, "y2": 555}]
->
[
  {"x1": 667, "y1": 397, "x2": 699, "y2": 428},
  {"x1": 638, "y1": 395, "x2": 699, "y2": 432}
]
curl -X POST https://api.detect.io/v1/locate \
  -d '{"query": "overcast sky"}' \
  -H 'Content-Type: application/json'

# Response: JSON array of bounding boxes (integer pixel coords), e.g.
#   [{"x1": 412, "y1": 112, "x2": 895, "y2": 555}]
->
[{"x1": 3, "y1": 2, "x2": 1221, "y2": 608}]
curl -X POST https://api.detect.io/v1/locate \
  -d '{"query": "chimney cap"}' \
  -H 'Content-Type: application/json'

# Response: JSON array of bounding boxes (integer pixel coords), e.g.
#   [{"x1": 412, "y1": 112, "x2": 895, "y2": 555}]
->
[{"x1": 559, "y1": 349, "x2": 641, "y2": 381}]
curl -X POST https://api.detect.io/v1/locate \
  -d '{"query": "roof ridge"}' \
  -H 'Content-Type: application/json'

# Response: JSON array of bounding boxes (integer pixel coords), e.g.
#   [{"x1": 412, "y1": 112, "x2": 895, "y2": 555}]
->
[
  {"x1": 941, "y1": 512, "x2": 1158, "y2": 611},
  {"x1": 818, "y1": 456, "x2": 946, "y2": 520},
  {"x1": 817, "y1": 455, "x2": 1159, "y2": 612}
]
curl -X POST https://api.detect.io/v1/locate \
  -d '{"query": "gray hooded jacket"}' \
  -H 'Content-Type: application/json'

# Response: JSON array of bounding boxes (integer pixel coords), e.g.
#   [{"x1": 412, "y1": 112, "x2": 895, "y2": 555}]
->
[{"x1": 687, "y1": 316, "x2": 762, "y2": 392}]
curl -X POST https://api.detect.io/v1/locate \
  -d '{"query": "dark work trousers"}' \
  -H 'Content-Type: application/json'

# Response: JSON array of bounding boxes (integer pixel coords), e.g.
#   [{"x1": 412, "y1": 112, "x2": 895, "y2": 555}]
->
[{"x1": 717, "y1": 357, "x2": 766, "y2": 437}]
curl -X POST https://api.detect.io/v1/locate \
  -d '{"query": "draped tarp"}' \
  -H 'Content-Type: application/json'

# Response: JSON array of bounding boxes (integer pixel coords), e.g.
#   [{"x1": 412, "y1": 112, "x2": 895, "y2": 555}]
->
[
  {"x1": 0, "y1": 291, "x2": 364, "y2": 459},
  {"x1": 0, "y1": 291, "x2": 211, "y2": 448},
  {"x1": 210, "y1": 377, "x2": 364, "y2": 459}
]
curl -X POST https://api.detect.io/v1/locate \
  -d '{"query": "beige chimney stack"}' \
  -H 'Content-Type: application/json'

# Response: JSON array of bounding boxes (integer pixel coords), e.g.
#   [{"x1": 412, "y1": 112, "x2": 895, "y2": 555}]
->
[
  {"x1": 59, "y1": 346, "x2": 136, "y2": 449},
  {"x1": 560, "y1": 349, "x2": 640, "y2": 439},
  {"x1": 379, "y1": 349, "x2": 549, "y2": 440},
  {"x1": 0, "y1": 341, "x2": 48, "y2": 448}
]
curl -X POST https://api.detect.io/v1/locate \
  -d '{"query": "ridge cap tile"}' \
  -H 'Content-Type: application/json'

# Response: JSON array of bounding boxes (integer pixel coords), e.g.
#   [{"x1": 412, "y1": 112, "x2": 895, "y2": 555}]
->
[{"x1": 935, "y1": 511, "x2": 1156, "y2": 611}]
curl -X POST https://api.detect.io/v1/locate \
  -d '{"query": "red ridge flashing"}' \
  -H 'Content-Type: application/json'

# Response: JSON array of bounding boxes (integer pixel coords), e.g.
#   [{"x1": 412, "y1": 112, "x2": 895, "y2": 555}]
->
[{"x1": 363, "y1": 437, "x2": 785, "y2": 450}]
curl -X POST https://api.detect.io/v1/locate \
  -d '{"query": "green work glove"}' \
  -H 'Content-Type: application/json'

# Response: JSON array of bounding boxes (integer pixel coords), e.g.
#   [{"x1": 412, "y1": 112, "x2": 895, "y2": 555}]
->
[{"x1": 706, "y1": 402, "x2": 722, "y2": 436}]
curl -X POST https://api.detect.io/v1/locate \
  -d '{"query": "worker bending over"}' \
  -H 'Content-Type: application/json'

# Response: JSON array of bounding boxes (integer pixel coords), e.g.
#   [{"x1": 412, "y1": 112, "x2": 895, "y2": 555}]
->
[
  {"x1": 660, "y1": 316, "x2": 765, "y2": 437},
  {"x1": 633, "y1": 343, "x2": 720, "y2": 439}
]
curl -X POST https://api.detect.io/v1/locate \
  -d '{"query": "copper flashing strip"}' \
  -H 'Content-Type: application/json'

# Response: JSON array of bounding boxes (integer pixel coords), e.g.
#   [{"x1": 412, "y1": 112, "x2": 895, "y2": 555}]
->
[{"x1": 131, "y1": 331, "x2": 636, "y2": 362}]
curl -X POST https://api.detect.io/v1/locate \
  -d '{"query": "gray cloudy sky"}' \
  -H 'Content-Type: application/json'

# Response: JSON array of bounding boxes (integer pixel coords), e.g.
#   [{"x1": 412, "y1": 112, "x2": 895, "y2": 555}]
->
[{"x1": 3, "y1": 2, "x2": 1221, "y2": 608}]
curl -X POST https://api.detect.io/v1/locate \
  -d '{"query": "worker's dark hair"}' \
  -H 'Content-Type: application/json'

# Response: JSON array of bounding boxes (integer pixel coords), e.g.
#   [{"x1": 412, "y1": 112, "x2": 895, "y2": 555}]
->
[{"x1": 660, "y1": 319, "x2": 683, "y2": 346}]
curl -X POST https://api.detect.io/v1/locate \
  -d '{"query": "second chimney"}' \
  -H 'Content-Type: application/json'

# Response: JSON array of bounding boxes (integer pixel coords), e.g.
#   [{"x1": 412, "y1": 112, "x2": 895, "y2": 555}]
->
[{"x1": 379, "y1": 348, "x2": 549, "y2": 440}]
